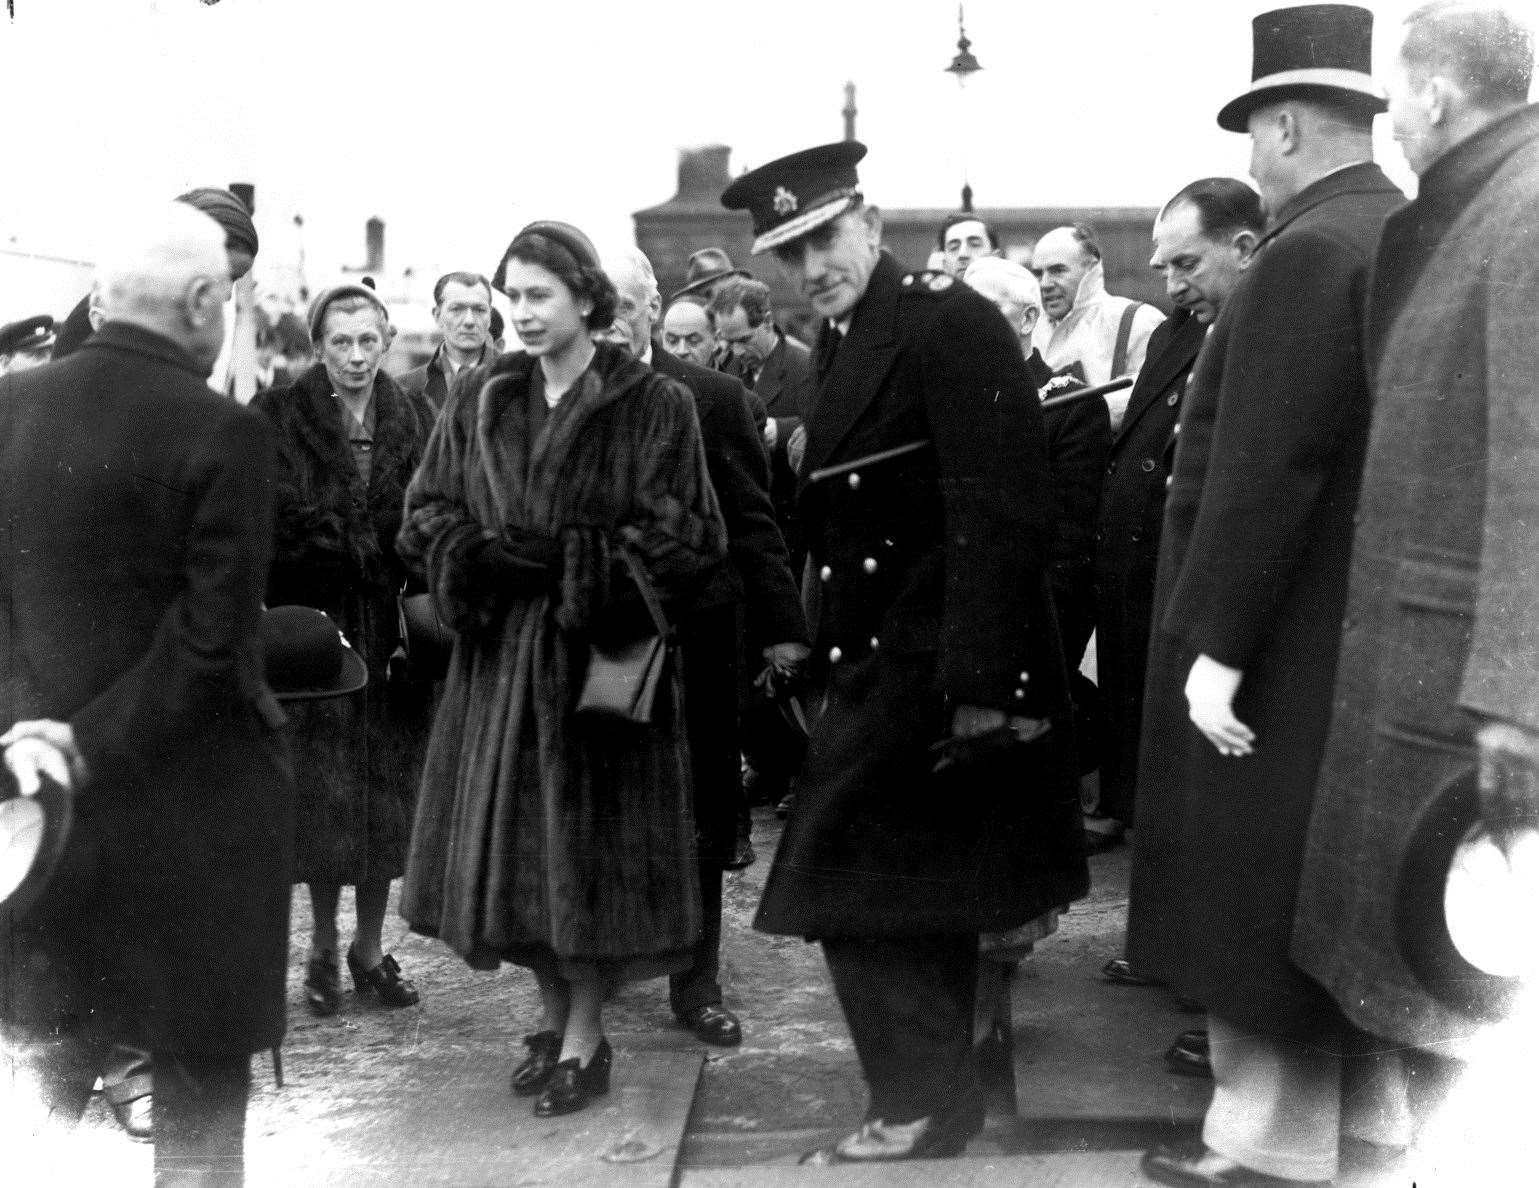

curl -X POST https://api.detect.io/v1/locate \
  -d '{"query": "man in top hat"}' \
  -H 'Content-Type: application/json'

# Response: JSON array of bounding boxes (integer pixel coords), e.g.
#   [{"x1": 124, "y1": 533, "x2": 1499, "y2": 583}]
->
[
  {"x1": 1292, "y1": 0, "x2": 1537, "y2": 1118},
  {"x1": 731, "y1": 141, "x2": 1087, "y2": 1165},
  {"x1": 0, "y1": 202, "x2": 293, "y2": 1183},
  {"x1": 669, "y1": 246, "x2": 749, "y2": 306},
  {"x1": 1127, "y1": 7, "x2": 1411, "y2": 1185},
  {"x1": 0, "y1": 316, "x2": 56, "y2": 374}
]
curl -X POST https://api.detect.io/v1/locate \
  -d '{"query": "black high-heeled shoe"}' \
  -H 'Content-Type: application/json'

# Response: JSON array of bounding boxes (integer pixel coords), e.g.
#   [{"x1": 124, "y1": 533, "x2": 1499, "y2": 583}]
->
[
  {"x1": 510, "y1": 1030, "x2": 563, "y2": 1097},
  {"x1": 305, "y1": 949, "x2": 341, "y2": 1016},
  {"x1": 532, "y1": 1038, "x2": 612, "y2": 1117},
  {"x1": 346, "y1": 949, "x2": 420, "y2": 1008}
]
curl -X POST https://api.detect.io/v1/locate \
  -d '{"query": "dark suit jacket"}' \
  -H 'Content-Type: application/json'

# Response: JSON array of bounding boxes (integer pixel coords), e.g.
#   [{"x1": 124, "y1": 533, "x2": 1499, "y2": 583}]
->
[
  {"x1": 1091, "y1": 309, "x2": 1207, "y2": 820},
  {"x1": 397, "y1": 342, "x2": 498, "y2": 412},
  {"x1": 742, "y1": 331, "x2": 815, "y2": 567},
  {"x1": 1026, "y1": 350, "x2": 1110, "y2": 662},
  {"x1": 755, "y1": 254, "x2": 1087, "y2": 939},
  {"x1": 650, "y1": 344, "x2": 806, "y2": 861},
  {"x1": 0, "y1": 322, "x2": 295, "y2": 1056}
]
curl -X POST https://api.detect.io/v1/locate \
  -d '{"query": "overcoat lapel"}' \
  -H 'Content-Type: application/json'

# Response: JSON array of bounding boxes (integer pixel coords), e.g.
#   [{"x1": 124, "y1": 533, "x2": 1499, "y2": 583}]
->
[
  {"x1": 1112, "y1": 314, "x2": 1205, "y2": 448},
  {"x1": 798, "y1": 252, "x2": 903, "y2": 493}
]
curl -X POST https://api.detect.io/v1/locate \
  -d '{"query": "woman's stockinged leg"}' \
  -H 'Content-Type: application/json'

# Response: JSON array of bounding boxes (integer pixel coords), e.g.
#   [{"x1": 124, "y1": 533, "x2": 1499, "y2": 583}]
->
[
  {"x1": 308, "y1": 884, "x2": 342, "y2": 957},
  {"x1": 560, "y1": 966, "x2": 605, "y2": 1066},
  {"x1": 349, "y1": 875, "x2": 392, "y2": 969},
  {"x1": 536, "y1": 970, "x2": 572, "y2": 1038}
]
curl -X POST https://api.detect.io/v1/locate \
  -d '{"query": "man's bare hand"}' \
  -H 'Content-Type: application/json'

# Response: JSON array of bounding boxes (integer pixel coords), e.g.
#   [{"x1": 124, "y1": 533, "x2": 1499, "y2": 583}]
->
[
  {"x1": 1185, "y1": 653, "x2": 1255, "y2": 757},
  {"x1": 762, "y1": 641, "x2": 810, "y2": 674},
  {"x1": 762, "y1": 418, "x2": 779, "y2": 451},
  {"x1": 786, "y1": 424, "x2": 808, "y2": 473},
  {"x1": 1476, "y1": 718, "x2": 1539, "y2": 855},
  {"x1": 4, "y1": 738, "x2": 75, "y2": 796},
  {"x1": 1, "y1": 720, "x2": 87, "y2": 789}
]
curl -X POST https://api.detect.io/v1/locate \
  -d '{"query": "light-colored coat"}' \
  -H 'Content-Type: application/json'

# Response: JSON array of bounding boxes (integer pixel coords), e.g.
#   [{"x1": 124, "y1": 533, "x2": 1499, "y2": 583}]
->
[{"x1": 1293, "y1": 104, "x2": 1539, "y2": 1051}]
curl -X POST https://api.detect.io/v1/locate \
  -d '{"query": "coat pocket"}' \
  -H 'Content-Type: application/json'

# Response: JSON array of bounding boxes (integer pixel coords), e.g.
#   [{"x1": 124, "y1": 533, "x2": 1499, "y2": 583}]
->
[{"x1": 1378, "y1": 554, "x2": 1477, "y2": 743}]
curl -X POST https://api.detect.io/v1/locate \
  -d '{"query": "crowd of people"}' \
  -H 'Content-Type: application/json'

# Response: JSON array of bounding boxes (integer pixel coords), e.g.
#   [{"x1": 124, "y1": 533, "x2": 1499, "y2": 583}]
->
[{"x1": 3, "y1": 2, "x2": 1537, "y2": 1184}]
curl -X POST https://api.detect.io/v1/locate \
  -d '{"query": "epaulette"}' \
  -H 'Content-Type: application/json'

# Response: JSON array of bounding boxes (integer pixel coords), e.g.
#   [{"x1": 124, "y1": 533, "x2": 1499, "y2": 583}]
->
[{"x1": 900, "y1": 270, "x2": 956, "y2": 296}]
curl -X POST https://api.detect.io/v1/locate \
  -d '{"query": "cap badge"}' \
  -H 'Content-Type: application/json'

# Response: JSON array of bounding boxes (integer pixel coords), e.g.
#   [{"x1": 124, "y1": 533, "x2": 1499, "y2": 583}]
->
[{"x1": 772, "y1": 186, "x2": 799, "y2": 215}]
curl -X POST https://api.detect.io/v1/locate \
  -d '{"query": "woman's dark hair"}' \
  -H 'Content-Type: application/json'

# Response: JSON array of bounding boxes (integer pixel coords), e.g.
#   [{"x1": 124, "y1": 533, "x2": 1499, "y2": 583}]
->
[{"x1": 495, "y1": 232, "x2": 617, "y2": 331}]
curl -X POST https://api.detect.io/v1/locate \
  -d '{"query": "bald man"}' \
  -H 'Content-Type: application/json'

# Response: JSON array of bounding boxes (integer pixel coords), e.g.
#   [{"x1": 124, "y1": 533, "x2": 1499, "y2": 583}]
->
[
  {"x1": 661, "y1": 299, "x2": 718, "y2": 369},
  {"x1": 0, "y1": 203, "x2": 293, "y2": 1183},
  {"x1": 1031, "y1": 224, "x2": 1162, "y2": 429}
]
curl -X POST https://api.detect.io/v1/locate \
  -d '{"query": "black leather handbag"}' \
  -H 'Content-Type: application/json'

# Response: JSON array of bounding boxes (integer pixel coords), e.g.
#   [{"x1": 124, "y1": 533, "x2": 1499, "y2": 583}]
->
[{"x1": 575, "y1": 550, "x2": 670, "y2": 725}]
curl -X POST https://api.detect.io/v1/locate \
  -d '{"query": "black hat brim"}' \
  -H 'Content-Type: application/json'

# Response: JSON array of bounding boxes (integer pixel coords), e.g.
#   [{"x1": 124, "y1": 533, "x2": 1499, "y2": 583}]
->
[
  {"x1": 1394, "y1": 768, "x2": 1522, "y2": 1022},
  {"x1": 1217, "y1": 79, "x2": 1387, "y2": 133},
  {"x1": 0, "y1": 777, "x2": 74, "y2": 917},
  {"x1": 272, "y1": 644, "x2": 369, "y2": 702},
  {"x1": 668, "y1": 269, "x2": 750, "y2": 305}
]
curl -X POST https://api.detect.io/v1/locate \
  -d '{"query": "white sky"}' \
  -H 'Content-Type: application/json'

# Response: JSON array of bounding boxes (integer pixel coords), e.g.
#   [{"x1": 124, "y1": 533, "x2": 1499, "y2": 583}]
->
[{"x1": 0, "y1": 0, "x2": 1509, "y2": 308}]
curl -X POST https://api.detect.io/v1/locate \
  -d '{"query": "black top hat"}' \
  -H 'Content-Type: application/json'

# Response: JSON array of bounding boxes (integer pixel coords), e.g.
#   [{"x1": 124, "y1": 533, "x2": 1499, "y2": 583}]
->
[
  {"x1": 0, "y1": 314, "x2": 56, "y2": 358},
  {"x1": 261, "y1": 605, "x2": 369, "y2": 702},
  {"x1": 669, "y1": 248, "x2": 750, "y2": 304},
  {"x1": 1395, "y1": 768, "x2": 1525, "y2": 1023},
  {"x1": 0, "y1": 770, "x2": 74, "y2": 915},
  {"x1": 1217, "y1": 4, "x2": 1387, "y2": 133},
  {"x1": 722, "y1": 141, "x2": 868, "y2": 255}
]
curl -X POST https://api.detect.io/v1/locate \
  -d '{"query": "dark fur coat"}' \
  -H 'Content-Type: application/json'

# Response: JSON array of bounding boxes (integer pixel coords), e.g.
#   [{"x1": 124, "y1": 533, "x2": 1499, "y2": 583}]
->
[
  {"x1": 396, "y1": 344, "x2": 727, "y2": 973},
  {"x1": 251, "y1": 363, "x2": 437, "y2": 885}
]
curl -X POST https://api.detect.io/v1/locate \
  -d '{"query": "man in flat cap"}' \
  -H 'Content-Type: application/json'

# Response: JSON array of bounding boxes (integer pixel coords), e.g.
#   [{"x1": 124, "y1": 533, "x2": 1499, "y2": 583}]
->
[
  {"x1": 732, "y1": 141, "x2": 1087, "y2": 1165},
  {"x1": 0, "y1": 316, "x2": 56, "y2": 374},
  {"x1": 1128, "y1": 7, "x2": 1411, "y2": 1185}
]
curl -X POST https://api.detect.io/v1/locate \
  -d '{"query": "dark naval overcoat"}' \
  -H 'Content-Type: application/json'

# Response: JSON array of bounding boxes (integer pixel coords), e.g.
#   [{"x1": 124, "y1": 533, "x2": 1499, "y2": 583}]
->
[
  {"x1": 754, "y1": 252, "x2": 1088, "y2": 939},
  {"x1": 1293, "y1": 104, "x2": 1539, "y2": 1051},
  {"x1": 1125, "y1": 164, "x2": 1403, "y2": 1043}
]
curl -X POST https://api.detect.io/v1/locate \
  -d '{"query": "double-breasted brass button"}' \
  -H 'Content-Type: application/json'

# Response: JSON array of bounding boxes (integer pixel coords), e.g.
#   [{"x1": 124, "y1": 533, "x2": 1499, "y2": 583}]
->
[
  {"x1": 1167, "y1": 392, "x2": 1179, "y2": 406},
  {"x1": 820, "y1": 565, "x2": 832, "y2": 582},
  {"x1": 847, "y1": 473, "x2": 861, "y2": 490},
  {"x1": 1014, "y1": 689, "x2": 1027, "y2": 700},
  {"x1": 862, "y1": 557, "x2": 878, "y2": 574},
  {"x1": 1141, "y1": 458, "x2": 1156, "y2": 473},
  {"x1": 829, "y1": 646, "x2": 843, "y2": 663},
  {"x1": 869, "y1": 636, "x2": 880, "y2": 649},
  {"x1": 1107, "y1": 460, "x2": 1118, "y2": 474},
  {"x1": 1019, "y1": 672, "x2": 1030, "y2": 682}
]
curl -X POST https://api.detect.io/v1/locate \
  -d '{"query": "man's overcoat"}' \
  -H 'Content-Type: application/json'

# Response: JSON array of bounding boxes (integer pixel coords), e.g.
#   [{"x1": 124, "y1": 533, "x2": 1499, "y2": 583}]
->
[
  {"x1": 1125, "y1": 164, "x2": 1403, "y2": 1043},
  {"x1": 1092, "y1": 310, "x2": 1207, "y2": 823},
  {"x1": 754, "y1": 254, "x2": 1088, "y2": 939},
  {"x1": 0, "y1": 323, "x2": 294, "y2": 1056},
  {"x1": 1293, "y1": 105, "x2": 1539, "y2": 1051},
  {"x1": 651, "y1": 347, "x2": 806, "y2": 864}
]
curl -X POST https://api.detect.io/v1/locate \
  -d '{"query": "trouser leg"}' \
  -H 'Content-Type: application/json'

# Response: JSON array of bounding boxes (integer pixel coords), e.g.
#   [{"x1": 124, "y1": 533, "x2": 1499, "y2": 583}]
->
[
  {"x1": 1203, "y1": 1015, "x2": 1341, "y2": 1182},
  {"x1": 669, "y1": 862, "x2": 724, "y2": 1016},
  {"x1": 151, "y1": 1052, "x2": 250, "y2": 1188},
  {"x1": 820, "y1": 934, "x2": 980, "y2": 1131}
]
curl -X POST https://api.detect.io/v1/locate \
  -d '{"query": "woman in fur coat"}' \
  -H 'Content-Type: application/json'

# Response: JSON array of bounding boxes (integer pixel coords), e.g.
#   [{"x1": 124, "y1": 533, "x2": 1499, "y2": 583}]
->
[
  {"x1": 252, "y1": 284, "x2": 437, "y2": 1017},
  {"x1": 397, "y1": 222, "x2": 726, "y2": 1117}
]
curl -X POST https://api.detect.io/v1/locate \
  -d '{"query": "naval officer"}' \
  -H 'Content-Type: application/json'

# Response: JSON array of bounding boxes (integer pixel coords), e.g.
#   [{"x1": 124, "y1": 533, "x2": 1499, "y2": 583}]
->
[{"x1": 736, "y1": 142, "x2": 1088, "y2": 1165}]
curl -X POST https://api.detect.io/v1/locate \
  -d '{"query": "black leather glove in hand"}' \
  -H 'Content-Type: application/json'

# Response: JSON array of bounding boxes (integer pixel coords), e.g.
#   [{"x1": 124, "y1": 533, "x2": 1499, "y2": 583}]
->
[{"x1": 467, "y1": 533, "x2": 560, "y2": 595}]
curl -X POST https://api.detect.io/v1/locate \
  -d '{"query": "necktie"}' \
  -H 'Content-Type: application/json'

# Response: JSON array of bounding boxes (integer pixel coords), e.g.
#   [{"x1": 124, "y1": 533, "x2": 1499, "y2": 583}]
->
[{"x1": 818, "y1": 328, "x2": 843, "y2": 379}]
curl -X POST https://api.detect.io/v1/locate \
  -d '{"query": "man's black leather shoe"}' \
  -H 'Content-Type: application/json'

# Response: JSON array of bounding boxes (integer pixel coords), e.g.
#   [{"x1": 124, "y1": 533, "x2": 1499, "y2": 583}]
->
[
  {"x1": 1141, "y1": 1142, "x2": 1324, "y2": 1185},
  {"x1": 677, "y1": 1004, "x2": 742, "y2": 1046},
  {"x1": 1164, "y1": 1032, "x2": 1213, "y2": 1077}
]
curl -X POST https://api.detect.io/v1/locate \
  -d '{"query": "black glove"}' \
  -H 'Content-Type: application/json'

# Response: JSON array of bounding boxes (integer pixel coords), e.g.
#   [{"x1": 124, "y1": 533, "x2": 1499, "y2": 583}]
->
[{"x1": 467, "y1": 532, "x2": 560, "y2": 595}]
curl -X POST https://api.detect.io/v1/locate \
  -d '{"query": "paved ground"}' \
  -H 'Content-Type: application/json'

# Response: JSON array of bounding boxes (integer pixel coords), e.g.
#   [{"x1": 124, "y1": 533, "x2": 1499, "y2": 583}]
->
[{"x1": 55, "y1": 811, "x2": 1473, "y2": 1185}]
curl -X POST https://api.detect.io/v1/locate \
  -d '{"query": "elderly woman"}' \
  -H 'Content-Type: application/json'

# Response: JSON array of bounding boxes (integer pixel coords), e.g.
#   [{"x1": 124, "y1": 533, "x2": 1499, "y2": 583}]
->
[
  {"x1": 251, "y1": 284, "x2": 437, "y2": 1016},
  {"x1": 397, "y1": 221, "x2": 726, "y2": 1117}
]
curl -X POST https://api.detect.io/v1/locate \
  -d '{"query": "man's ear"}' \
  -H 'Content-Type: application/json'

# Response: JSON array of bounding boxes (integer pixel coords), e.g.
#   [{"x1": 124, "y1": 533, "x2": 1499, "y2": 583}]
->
[
  {"x1": 184, "y1": 276, "x2": 222, "y2": 329},
  {"x1": 861, "y1": 204, "x2": 883, "y2": 245},
  {"x1": 1021, "y1": 306, "x2": 1041, "y2": 337},
  {"x1": 1277, "y1": 106, "x2": 1302, "y2": 155},
  {"x1": 1231, "y1": 229, "x2": 1259, "y2": 265}
]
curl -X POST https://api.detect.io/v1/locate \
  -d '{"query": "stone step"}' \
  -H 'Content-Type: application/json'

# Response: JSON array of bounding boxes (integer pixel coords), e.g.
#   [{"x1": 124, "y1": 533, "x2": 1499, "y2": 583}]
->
[{"x1": 681, "y1": 1148, "x2": 1153, "y2": 1186}]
